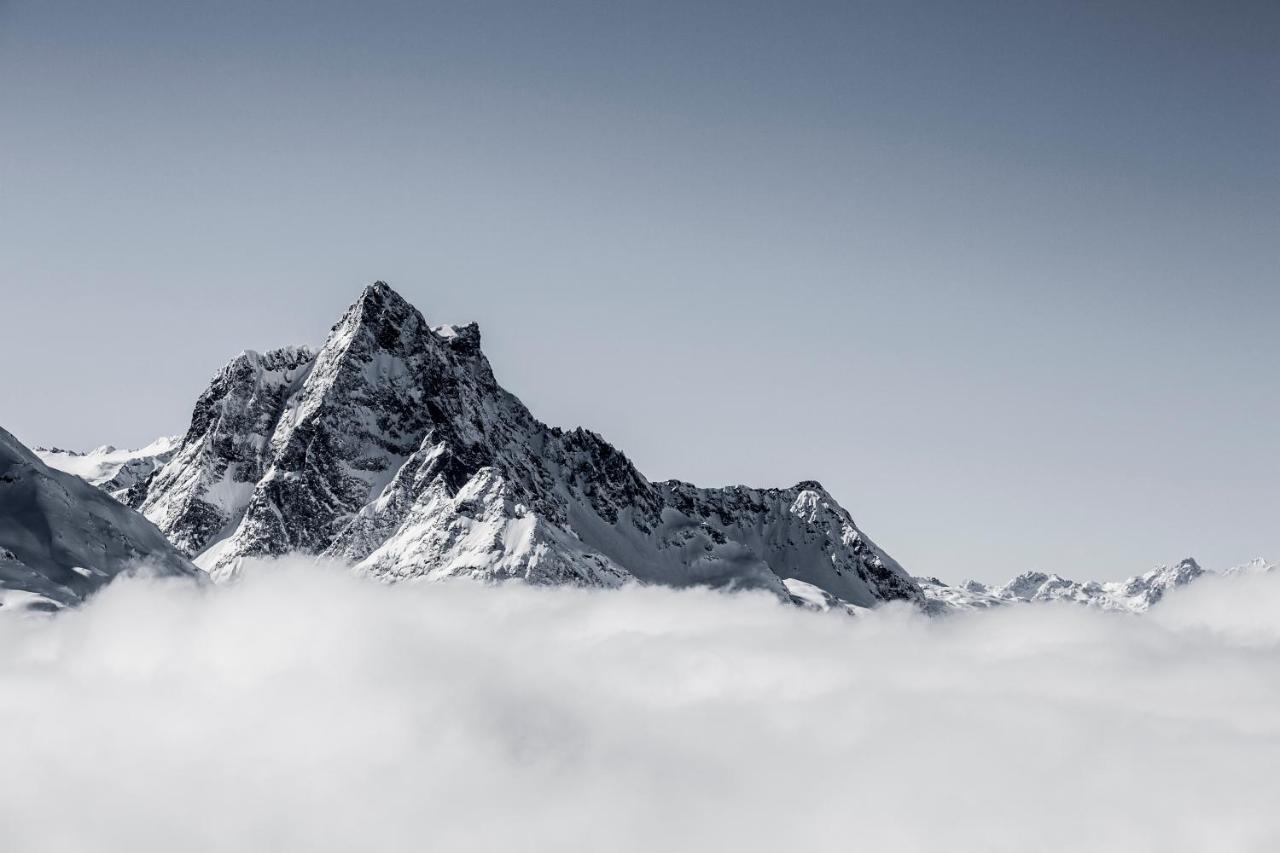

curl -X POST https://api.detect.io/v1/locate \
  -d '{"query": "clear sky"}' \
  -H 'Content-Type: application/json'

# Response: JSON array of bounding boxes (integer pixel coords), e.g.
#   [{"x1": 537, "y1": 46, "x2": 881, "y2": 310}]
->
[{"x1": 1, "y1": 0, "x2": 1276, "y2": 583}]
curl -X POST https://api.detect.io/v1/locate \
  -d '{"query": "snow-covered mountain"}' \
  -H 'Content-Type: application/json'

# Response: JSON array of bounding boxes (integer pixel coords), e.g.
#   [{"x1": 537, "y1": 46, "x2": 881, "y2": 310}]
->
[
  {"x1": 914, "y1": 576, "x2": 1009, "y2": 612},
  {"x1": 125, "y1": 282, "x2": 921, "y2": 607},
  {"x1": 1221, "y1": 557, "x2": 1277, "y2": 576},
  {"x1": 35, "y1": 436, "x2": 178, "y2": 502},
  {"x1": 0, "y1": 427, "x2": 199, "y2": 612},
  {"x1": 918, "y1": 557, "x2": 1271, "y2": 614}
]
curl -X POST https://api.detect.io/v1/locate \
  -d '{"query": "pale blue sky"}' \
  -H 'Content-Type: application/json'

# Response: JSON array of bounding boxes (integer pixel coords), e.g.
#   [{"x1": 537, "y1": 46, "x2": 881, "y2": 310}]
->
[{"x1": 1, "y1": 1, "x2": 1276, "y2": 582}]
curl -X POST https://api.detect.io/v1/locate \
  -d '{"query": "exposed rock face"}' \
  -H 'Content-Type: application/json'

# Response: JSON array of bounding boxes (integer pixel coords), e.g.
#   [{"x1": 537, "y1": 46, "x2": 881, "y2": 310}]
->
[
  {"x1": 0, "y1": 427, "x2": 199, "y2": 612},
  {"x1": 130, "y1": 282, "x2": 921, "y2": 607}
]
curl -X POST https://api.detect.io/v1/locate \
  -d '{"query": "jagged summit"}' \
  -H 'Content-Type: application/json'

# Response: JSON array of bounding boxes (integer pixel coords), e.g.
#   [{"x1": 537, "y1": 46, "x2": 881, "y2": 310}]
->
[
  {"x1": 122, "y1": 281, "x2": 921, "y2": 607},
  {"x1": 342, "y1": 279, "x2": 421, "y2": 335},
  {"x1": 361, "y1": 279, "x2": 399, "y2": 301},
  {"x1": 346, "y1": 282, "x2": 484, "y2": 355}
]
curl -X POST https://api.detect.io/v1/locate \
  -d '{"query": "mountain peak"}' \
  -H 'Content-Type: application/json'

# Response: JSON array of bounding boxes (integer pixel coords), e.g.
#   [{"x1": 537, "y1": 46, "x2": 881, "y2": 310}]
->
[
  {"x1": 330, "y1": 281, "x2": 432, "y2": 354},
  {"x1": 362, "y1": 279, "x2": 397, "y2": 298},
  {"x1": 128, "y1": 282, "x2": 920, "y2": 607},
  {"x1": 355, "y1": 280, "x2": 413, "y2": 316}
]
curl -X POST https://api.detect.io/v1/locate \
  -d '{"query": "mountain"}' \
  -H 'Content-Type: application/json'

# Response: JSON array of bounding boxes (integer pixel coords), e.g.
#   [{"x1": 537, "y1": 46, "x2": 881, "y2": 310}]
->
[
  {"x1": 919, "y1": 557, "x2": 1221, "y2": 614},
  {"x1": 1222, "y1": 557, "x2": 1277, "y2": 576},
  {"x1": 126, "y1": 282, "x2": 921, "y2": 607},
  {"x1": 35, "y1": 436, "x2": 179, "y2": 502},
  {"x1": 0, "y1": 427, "x2": 199, "y2": 612}
]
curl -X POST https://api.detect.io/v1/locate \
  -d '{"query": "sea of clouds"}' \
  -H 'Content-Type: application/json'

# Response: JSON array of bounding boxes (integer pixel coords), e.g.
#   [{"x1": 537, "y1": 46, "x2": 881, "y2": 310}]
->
[{"x1": 1, "y1": 561, "x2": 1278, "y2": 853}]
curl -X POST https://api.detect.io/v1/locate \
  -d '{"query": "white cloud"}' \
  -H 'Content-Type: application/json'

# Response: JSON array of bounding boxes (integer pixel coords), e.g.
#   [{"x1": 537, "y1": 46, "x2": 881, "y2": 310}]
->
[{"x1": 1, "y1": 561, "x2": 1278, "y2": 853}]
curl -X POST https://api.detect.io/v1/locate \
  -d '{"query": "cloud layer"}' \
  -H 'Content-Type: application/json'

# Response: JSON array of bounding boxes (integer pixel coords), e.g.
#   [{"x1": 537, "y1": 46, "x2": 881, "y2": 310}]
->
[{"x1": 2, "y1": 563, "x2": 1278, "y2": 852}]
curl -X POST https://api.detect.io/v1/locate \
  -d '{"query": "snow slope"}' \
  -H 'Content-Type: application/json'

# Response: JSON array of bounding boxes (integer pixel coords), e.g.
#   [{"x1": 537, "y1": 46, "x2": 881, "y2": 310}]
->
[
  {"x1": 129, "y1": 282, "x2": 921, "y2": 607},
  {"x1": 36, "y1": 436, "x2": 178, "y2": 501},
  {"x1": 0, "y1": 427, "x2": 199, "y2": 612}
]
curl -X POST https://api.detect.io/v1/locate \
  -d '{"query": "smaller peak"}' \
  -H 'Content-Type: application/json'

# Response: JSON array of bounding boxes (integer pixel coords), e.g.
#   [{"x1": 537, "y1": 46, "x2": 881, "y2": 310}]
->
[
  {"x1": 1223, "y1": 557, "x2": 1276, "y2": 576},
  {"x1": 1153, "y1": 558, "x2": 1204, "y2": 584},
  {"x1": 432, "y1": 321, "x2": 479, "y2": 339},
  {"x1": 90, "y1": 445, "x2": 118, "y2": 456},
  {"x1": 433, "y1": 321, "x2": 482, "y2": 353},
  {"x1": 999, "y1": 570, "x2": 1061, "y2": 595},
  {"x1": 1144, "y1": 558, "x2": 1203, "y2": 580}
]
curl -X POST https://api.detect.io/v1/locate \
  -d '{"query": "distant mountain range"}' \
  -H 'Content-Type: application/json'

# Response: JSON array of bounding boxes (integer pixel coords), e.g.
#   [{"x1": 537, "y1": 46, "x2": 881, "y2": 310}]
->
[
  {"x1": 916, "y1": 557, "x2": 1274, "y2": 615},
  {"x1": 5, "y1": 282, "x2": 1270, "y2": 614},
  {"x1": 35, "y1": 437, "x2": 178, "y2": 502}
]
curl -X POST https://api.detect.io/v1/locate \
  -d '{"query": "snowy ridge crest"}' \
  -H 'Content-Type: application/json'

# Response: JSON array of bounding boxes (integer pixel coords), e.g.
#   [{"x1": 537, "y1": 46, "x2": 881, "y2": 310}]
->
[
  {"x1": 36, "y1": 436, "x2": 179, "y2": 501},
  {"x1": 918, "y1": 557, "x2": 1276, "y2": 614}
]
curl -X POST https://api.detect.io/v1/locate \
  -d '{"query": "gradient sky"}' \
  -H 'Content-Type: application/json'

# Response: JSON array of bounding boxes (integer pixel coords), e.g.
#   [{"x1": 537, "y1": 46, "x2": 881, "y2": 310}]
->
[{"x1": 1, "y1": 0, "x2": 1276, "y2": 583}]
